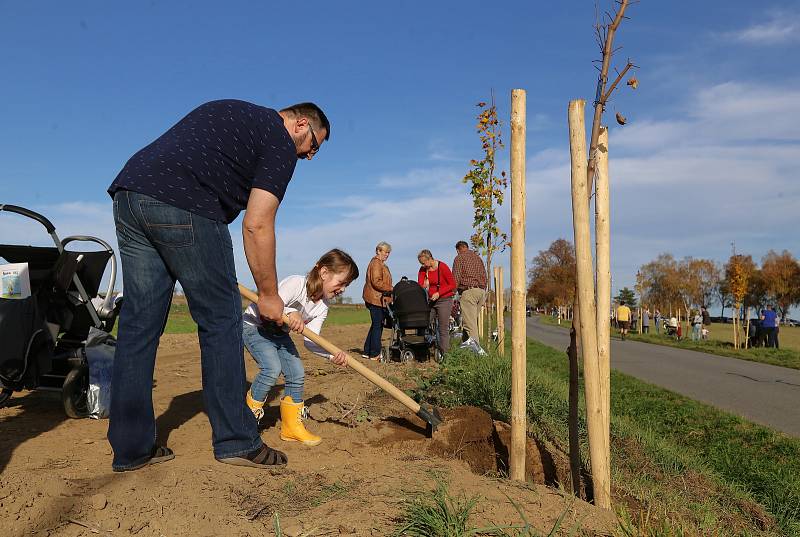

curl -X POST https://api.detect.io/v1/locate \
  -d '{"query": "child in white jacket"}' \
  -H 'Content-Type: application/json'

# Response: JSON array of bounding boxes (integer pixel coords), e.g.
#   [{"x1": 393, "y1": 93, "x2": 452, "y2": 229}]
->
[{"x1": 243, "y1": 249, "x2": 358, "y2": 446}]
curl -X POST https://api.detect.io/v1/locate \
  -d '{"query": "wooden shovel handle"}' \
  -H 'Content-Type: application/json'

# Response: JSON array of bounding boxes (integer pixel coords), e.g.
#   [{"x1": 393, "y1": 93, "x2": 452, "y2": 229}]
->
[{"x1": 237, "y1": 283, "x2": 421, "y2": 414}]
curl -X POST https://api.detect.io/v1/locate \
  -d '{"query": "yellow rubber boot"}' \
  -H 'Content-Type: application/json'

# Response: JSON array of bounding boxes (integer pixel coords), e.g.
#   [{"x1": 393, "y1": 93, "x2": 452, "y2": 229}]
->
[
  {"x1": 279, "y1": 396, "x2": 321, "y2": 446},
  {"x1": 246, "y1": 391, "x2": 265, "y2": 421}
]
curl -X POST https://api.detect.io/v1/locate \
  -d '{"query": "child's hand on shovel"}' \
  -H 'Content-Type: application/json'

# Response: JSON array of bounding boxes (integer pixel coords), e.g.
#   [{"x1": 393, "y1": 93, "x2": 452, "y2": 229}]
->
[
  {"x1": 330, "y1": 351, "x2": 348, "y2": 368},
  {"x1": 285, "y1": 312, "x2": 305, "y2": 333}
]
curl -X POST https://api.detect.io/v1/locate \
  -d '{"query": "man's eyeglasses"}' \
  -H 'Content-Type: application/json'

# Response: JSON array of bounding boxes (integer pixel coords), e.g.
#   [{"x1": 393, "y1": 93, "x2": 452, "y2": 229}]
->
[{"x1": 308, "y1": 124, "x2": 319, "y2": 154}]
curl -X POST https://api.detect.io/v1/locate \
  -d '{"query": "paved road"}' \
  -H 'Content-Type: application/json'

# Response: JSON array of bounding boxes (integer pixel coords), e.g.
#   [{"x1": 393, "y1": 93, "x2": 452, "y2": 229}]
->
[{"x1": 524, "y1": 316, "x2": 800, "y2": 437}]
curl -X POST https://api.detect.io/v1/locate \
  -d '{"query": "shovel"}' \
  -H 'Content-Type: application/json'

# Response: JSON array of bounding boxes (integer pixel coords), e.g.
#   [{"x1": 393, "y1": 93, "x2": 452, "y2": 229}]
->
[{"x1": 238, "y1": 284, "x2": 443, "y2": 437}]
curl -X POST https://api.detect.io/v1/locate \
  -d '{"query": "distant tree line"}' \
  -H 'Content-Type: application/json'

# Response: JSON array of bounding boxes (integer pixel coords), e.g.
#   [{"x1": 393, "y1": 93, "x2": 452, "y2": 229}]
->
[{"x1": 527, "y1": 239, "x2": 800, "y2": 321}]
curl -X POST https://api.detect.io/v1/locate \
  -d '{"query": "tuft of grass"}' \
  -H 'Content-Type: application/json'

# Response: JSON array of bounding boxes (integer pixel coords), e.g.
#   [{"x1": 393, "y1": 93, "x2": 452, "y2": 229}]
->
[
  {"x1": 394, "y1": 480, "x2": 480, "y2": 537},
  {"x1": 394, "y1": 480, "x2": 586, "y2": 537},
  {"x1": 412, "y1": 341, "x2": 799, "y2": 535}
]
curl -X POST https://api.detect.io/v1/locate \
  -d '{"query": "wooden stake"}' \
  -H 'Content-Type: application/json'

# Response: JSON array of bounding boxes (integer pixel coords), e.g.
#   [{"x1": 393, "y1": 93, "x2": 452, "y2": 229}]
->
[
  {"x1": 510, "y1": 89, "x2": 527, "y2": 482},
  {"x1": 594, "y1": 126, "x2": 611, "y2": 473},
  {"x1": 495, "y1": 266, "x2": 505, "y2": 357},
  {"x1": 568, "y1": 99, "x2": 611, "y2": 508}
]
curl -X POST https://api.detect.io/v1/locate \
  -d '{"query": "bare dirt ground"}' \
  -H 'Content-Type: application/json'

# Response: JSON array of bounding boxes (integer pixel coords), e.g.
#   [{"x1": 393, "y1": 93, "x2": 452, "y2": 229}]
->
[{"x1": 1, "y1": 324, "x2": 615, "y2": 536}]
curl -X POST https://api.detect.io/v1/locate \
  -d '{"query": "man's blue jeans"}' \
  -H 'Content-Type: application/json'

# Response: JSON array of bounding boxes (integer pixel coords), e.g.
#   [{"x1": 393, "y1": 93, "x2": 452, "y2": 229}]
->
[
  {"x1": 108, "y1": 191, "x2": 262, "y2": 470},
  {"x1": 242, "y1": 322, "x2": 305, "y2": 402}
]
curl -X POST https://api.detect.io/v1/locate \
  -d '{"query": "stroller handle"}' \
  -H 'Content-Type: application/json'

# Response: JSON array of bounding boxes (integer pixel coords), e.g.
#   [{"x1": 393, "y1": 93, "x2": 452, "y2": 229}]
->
[{"x1": 0, "y1": 204, "x2": 56, "y2": 233}]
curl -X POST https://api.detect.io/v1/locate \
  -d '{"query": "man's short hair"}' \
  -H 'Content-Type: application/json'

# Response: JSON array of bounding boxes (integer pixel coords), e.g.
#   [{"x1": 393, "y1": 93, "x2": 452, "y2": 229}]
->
[
  {"x1": 455, "y1": 241, "x2": 469, "y2": 249},
  {"x1": 280, "y1": 102, "x2": 331, "y2": 140}
]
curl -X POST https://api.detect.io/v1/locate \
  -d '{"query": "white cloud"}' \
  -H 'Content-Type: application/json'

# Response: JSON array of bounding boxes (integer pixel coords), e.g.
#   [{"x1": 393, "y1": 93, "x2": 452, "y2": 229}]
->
[{"x1": 725, "y1": 11, "x2": 800, "y2": 45}]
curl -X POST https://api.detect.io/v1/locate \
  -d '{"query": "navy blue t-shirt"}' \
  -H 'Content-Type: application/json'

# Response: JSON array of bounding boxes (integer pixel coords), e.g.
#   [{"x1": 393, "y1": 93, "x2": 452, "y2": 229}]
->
[{"x1": 108, "y1": 99, "x2": 297, "y2": 223}]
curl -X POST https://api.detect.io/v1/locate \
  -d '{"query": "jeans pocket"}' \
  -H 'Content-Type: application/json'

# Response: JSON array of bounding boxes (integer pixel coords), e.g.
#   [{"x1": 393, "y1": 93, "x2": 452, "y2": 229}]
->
[{"x1": 138, "y1": 200, "x2": 194, "y2": 247}]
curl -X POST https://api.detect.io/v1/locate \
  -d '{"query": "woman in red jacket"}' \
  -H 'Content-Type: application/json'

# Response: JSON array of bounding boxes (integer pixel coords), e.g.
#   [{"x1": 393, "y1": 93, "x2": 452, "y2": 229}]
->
[{"x1": 417, "y1": 249, "x2": 455, "y2": 354}]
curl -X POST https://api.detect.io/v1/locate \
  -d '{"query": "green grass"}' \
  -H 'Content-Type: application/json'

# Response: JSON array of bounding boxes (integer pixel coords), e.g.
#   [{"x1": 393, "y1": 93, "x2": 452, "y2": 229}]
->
[
  {"x1": 537, "y1": 314, "x2": 800, "y2": 370},
  {"x1": 324, "y1": 305, "x2": 371, "y2": 325},
  {"x1": 394, "y1": 480, "x2": 578, "y2": 536},
  {"x1": 410, "y1": 341, "x2": 800, "y2": 535}
]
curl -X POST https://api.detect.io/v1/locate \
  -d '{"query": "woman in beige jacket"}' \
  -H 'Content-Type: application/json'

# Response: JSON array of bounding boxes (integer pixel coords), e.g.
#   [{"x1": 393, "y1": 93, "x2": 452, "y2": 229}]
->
[{"x1": 362, "y1": 241, "x2": 393, "y2": 360}]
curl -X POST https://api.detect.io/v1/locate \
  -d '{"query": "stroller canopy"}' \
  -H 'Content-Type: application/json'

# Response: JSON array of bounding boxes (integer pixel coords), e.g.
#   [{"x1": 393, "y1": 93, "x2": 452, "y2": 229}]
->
[{"x1": 392, "y1": 279, "x2": 429, "y2": 329}]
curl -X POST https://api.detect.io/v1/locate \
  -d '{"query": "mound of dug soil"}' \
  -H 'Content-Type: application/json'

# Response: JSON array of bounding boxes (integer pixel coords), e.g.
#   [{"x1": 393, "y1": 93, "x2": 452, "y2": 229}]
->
[{"x1": 373, "y1": 406, "x2": 571, "y2": 487}]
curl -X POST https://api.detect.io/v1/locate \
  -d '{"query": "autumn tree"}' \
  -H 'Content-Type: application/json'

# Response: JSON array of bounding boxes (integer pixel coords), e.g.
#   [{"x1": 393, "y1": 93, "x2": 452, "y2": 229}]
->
[
  {"x1": 725, "y1": 254, "x2": 755, "y2": 349},
  {"x1": 527, "y1": 239, "x2": 576, "y2": 315},
  {"x1": 639, "y1": 253, "x2": 680, "y2": 311},
  {"x1": 761, "y1": 250, "x2": 800, "y2": 318},
  {"x1": 463, "y1": 95, "x2": 507, "y2": 309}
]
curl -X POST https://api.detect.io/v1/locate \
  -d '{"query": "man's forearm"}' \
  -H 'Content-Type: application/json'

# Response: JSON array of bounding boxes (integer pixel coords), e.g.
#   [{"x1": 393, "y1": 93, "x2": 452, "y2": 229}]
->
[{"x1": 243, "y1": 222, "x2": 278, "y2": 296}]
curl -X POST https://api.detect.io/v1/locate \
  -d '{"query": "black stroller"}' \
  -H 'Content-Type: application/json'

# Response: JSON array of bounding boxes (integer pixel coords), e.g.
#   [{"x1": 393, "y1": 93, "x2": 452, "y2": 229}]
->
[
  {"x1": 382, "y1": 278, "x2": 443, "y2": 363},
  {"x1": 0, "y1": 204, "x2": 120, "y2": 417}
]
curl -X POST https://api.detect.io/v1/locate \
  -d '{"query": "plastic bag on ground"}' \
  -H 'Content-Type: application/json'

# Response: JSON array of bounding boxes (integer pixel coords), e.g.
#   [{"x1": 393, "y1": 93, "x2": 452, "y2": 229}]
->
[{"x1": 85, "y1": 327, "x2": 115, "y2": 419}]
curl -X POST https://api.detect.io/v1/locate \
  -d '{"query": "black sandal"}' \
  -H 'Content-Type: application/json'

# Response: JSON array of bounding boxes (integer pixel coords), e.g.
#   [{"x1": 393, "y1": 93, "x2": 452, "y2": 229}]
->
[
  {"x1": 217, "y1": 444, "x2": 288, "y2": 468},
  {"x1": 114, "y1": 445, "x2": 174, "y2": 472}
]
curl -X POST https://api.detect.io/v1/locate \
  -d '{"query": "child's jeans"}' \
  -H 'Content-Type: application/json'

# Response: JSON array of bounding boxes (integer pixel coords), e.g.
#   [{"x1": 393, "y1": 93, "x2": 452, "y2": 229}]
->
[{"x1": 242, "y1": 323, "x2": 305, "y2": 403}]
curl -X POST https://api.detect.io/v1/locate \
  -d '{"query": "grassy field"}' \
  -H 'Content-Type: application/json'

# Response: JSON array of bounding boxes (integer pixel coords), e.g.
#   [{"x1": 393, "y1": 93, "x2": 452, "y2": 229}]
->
[
  {"x1": 141, "y1": 296, "x2": 372, "y2": 335},
  {"x1": 538, "y1": 314, "x2": 800, "y2": 370},
  {"x1": 411, "y1": 342, "x2": 800, "y2": 535}
]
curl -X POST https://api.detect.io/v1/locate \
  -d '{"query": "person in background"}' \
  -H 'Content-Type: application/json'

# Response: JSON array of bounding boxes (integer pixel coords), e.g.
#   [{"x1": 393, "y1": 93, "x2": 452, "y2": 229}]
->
[
  {"x1": 691, "y1": 309, "x2": 703, "y2": 341},
  {"x1": 451, "y1": 241, "x2": 487, "y2": 348},
  {"x1": 654, "y1": 309, "x2": 662, "y2": 334},
  {"x1": 761, "y1": 305, "x2": 777, "y2": 348},
  {"x1": 362, "y1": 242, "x2": 393, "y2": 361},
  {"x1": 701, "y1": 306, "x2": 711, "y2": 340},
  {"x1": 668, "y1": 314, "x2": 679, "y2": 339},
  {"x1": 616, "y1": 301, "x2": 631, "y2": 340},
  {"x1": 642, "y1": 307, "x2": 650, "y2": 334},
  {"x1": 417, "y1": 249, "x2": 456, "y2": 354}
]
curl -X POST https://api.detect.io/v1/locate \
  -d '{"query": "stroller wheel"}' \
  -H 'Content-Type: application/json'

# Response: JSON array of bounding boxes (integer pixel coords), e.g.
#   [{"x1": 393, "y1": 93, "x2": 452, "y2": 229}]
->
[
  {"x1": 380, "y1": 347, "x2": 391, "y2": 363},
  {"x1": 0, "y1": 388, "x2": 13, "y2": 408},
  {"x1": 400, "y1": 350, "x2": 415, "y2": 363},
  {"x1": 62, "y1": 364, "x2": 90, "y2": 419},
  {"x1": 432, "y1": 347, "x2": 444, "y2": 364}
]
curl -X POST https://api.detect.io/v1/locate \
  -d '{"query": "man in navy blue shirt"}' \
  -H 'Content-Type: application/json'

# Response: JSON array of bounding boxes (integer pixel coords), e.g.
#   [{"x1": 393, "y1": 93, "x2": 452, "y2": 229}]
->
[{"x1": 107, "y1": 100, "x2": 329, "y2": 471}]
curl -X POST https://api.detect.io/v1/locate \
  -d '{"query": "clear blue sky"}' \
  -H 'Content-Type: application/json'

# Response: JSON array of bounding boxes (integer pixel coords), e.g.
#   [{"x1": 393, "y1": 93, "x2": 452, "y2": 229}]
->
[{"x1": 1, "y1": 1, "x2": 798, "y2": 302}]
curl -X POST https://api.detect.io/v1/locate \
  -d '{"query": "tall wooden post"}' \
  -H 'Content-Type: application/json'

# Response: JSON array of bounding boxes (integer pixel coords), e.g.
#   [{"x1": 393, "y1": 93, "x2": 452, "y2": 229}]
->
[
  {"x1": 594, "y1": 126, "x2": 611, "y2": 476},
  {"x1": 510, "y1": 89, "x2": 527, "y2": 481},
  {"x1": 568, "y1": 99, "x2": 611, "y2": 508},
  {"x1": 495, "y1": 266, "x2": 505, "y2": 357}
]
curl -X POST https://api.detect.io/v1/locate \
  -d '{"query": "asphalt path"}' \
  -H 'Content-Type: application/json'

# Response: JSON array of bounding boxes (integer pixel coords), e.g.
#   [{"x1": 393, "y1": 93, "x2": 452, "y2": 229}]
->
[{"x1": 523, "y1": 315, "x2": 800, "y2": 437}]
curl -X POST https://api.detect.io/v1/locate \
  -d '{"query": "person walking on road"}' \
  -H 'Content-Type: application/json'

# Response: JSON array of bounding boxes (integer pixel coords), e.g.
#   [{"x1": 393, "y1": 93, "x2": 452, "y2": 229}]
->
[
  {"x1": 107, "y1": 99, "x2": 330, "y2": 471},
  {"x1": 616, "y1": 301, "x2": 631, "y2": 340},
  {"x1": 451, "y1": 241, "x2": 487, "y2": 349},
  {"x1": 362, "y1": 242, "x2": 393, "y2": 361}
]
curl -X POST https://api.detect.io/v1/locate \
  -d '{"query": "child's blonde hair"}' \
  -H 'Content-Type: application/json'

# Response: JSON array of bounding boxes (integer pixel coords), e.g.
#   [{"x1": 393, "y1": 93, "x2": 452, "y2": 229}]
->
[{"x1": 306, "y1": 249, "x2": 359, "y2": 300}]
